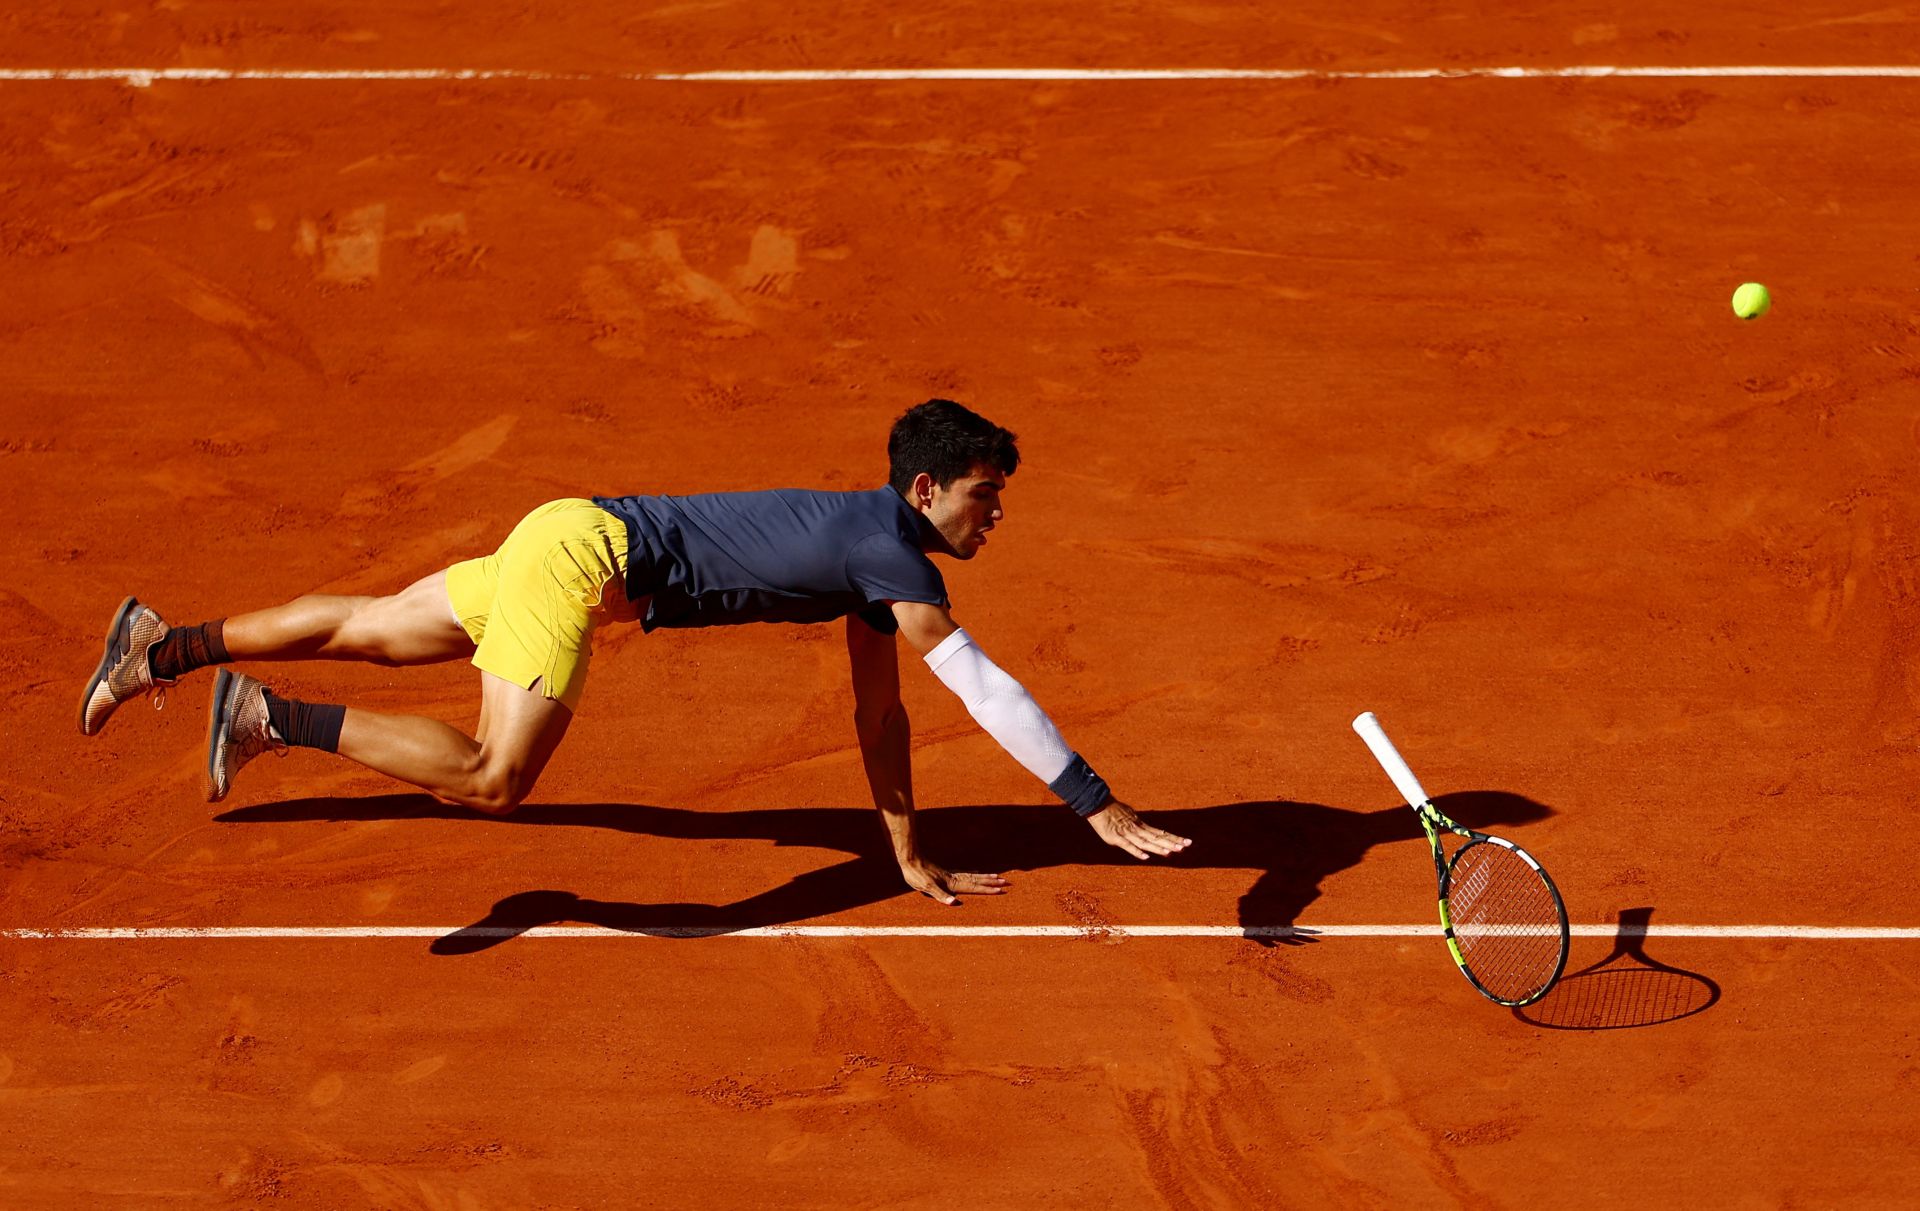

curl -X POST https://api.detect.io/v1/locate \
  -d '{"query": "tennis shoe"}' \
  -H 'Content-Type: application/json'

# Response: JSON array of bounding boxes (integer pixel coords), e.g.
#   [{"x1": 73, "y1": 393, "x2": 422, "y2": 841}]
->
[
  {"x1": 78, "y1": 595, "x2": 174, "y2": 736},
  {"x1": 204, "y1": 669, "x2": 286, "y2": 803}
]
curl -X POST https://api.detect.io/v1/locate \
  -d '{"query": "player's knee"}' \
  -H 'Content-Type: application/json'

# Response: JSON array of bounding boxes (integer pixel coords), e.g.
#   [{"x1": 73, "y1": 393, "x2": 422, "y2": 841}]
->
[
  {"x1": 459, "y1": 786, "x2": 520, "y2": 816},
  {"x1": 461, "y1": 763, "x2": 532, "y2": 816}
]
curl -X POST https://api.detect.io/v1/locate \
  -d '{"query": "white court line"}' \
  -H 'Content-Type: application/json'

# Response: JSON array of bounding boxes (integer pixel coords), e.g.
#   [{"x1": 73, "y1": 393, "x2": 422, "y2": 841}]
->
[
  {"x1": 2, "y1": 66, "x2": 1920, "y2": 87},
  {"x1": 3, "y1": 924, "x2": 1916, "y2": 940}
]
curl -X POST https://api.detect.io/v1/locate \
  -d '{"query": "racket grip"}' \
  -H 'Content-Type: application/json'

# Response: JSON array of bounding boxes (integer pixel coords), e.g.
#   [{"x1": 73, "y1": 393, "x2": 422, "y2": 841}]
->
[{"x1": 1351, "y1": 711, "x2": 1433, "y2": 808}]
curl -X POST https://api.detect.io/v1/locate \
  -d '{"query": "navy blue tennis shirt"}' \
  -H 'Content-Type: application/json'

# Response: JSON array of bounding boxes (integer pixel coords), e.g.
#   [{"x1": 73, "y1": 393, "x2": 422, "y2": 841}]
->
[{"x1": 593, "y1": 487, "x2": 950, "y2": 634}]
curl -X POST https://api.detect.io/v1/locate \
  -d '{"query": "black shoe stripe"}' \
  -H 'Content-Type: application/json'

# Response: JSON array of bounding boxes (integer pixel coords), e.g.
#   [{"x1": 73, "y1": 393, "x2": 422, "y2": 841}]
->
[
  {"x1": 205, "y1": 669, "x2": 234, "y2": 797},
  {"x1": 78, "y1": 595, "x2": 138, "y2": 735}
]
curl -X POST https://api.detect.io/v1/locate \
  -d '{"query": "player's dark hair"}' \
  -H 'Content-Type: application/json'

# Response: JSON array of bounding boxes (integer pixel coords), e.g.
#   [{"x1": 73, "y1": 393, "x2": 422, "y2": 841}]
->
[{"x1": 887, "y1": 399, "x2": 1020, "y2": 496}]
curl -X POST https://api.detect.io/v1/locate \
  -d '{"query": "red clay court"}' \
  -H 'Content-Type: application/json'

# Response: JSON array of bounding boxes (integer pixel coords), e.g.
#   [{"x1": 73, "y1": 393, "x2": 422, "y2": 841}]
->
[{"x1": 4, "y1": 4, "x2": 1920, "y2": 1206}]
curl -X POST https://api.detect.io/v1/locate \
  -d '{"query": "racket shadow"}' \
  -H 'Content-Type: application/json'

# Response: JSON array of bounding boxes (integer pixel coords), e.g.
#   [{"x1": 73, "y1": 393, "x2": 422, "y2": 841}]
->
[{"x1": 1515, "y1": 906, "x2": 1721, "y2": 1030}]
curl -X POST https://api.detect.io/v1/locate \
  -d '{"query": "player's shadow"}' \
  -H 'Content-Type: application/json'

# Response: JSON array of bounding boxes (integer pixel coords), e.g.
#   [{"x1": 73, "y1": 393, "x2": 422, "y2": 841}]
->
[
  {"x1": 217, "y1": 790, "x2": 1555, "y2": 955},
  {"x1": 1516, "y1": 906, "x2": 1721, "y2": 1030}
]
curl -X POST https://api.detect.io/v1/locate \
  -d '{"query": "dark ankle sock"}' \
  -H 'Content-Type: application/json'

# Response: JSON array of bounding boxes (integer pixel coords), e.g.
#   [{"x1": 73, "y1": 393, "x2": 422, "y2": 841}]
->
[
  {"x1": 148, "y1": 620, "x2": 230, "y2": 682},
  {"x1": 263, "y1": 692, "x2": 346, "y2": 753}
]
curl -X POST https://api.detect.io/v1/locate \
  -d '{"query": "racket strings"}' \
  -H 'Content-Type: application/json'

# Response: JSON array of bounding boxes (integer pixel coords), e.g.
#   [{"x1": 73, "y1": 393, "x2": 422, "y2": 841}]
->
[{"x1": 1447, "y1": 842, "x2": 1565, "y2": 1003}]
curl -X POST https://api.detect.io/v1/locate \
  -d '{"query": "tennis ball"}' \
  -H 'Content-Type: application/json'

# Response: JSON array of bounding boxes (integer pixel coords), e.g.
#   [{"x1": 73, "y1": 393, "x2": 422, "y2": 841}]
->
[{"x1": 1731, "y1": 282, "x2": 1771, "y2": 320}]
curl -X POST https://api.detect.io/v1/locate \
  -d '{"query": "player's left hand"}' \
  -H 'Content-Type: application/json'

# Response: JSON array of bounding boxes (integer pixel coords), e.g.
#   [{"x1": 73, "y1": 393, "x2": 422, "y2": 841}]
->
[
  {"x1": 899, "y1": 857, "x2": 1011, "y2": 906},
  {"x1": 1086, "y1": 800, "x2": 1193, "y2": 860}
]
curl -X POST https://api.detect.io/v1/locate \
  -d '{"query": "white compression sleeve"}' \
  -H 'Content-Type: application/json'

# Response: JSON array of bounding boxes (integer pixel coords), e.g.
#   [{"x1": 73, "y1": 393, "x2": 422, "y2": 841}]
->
[{"x1": 923, "y1": 628, "x2": 1073, "y2": 783}]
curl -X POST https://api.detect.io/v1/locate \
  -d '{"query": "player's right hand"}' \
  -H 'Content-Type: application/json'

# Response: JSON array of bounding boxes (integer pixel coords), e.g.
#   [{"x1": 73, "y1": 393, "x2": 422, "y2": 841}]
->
[{"x1": 1087, "y1": 800, "x2": 1192, "y2": 860}]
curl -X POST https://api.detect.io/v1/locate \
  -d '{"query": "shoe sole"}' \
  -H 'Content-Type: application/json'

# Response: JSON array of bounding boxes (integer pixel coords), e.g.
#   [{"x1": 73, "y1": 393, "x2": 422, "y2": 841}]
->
[
  {"x1": 205, "y1": 667, "x2": 237, "y2": 803},
  {"x1": 77, "y1": 595, "x2": 139, "y2": 736}
]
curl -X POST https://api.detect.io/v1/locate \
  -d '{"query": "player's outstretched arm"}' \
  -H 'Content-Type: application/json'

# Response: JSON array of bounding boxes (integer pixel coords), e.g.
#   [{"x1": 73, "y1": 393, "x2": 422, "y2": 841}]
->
[
  {"x1": 846, "y1": 612, "x2": 1011, "y2": 905},
  {"x1": 890, "y1": 601, "x2": 1192, "y2": 860}
]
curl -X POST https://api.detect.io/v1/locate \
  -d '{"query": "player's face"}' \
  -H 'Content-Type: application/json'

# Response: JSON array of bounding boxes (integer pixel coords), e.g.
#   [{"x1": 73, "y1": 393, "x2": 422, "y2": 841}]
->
[{"x1": 928, "y1": 465, "x2": 1005, "y2": 560}]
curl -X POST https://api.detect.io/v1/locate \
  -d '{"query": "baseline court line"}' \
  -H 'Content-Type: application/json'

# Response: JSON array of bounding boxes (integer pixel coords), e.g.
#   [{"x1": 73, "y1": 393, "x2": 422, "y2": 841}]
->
[
  {"x1": 2, "y1": 66, "x2": 1920, "y2": 88},
  {"x1": 2, "y1": 925, "x2": 1916, "y2": 940}
]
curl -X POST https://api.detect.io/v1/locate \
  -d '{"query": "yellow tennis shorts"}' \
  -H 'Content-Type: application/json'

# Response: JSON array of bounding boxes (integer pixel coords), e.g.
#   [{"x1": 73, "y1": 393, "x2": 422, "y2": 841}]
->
[{"x1": 444, "y1": 499, "x2": 640, "y2": 712}]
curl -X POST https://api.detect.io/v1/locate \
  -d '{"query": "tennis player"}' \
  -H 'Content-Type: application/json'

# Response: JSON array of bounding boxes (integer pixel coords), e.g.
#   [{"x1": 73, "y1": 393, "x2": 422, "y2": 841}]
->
[{"x1": 79, "y1": 399, "x2": 1191, "y2": 904}]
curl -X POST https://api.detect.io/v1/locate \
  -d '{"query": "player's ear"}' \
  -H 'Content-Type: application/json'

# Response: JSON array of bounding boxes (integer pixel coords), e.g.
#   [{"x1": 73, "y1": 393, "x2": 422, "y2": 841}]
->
[{"x1": 911, "y1": 471, "x2": 937, "y2": 508}]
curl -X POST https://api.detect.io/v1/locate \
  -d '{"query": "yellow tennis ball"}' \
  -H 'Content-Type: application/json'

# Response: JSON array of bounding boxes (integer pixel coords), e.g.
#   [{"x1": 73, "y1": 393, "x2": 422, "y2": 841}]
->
[{"x1": 1732, "y1": 282, "x2": 1771, "y2": 320}]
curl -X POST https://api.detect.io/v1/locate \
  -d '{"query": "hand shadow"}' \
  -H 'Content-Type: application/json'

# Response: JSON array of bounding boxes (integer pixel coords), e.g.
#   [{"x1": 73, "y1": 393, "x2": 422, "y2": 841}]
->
[{"x1": 218, "y1": 790, "x2": 1555, "y2": 955}]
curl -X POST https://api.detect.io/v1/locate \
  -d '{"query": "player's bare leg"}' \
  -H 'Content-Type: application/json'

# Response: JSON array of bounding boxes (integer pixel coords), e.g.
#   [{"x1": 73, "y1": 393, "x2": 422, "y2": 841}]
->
[
  {"x1": 335, "y1": 671, "x2": 573, "y2": 814},
  {"x1": 200, "y1": 571, "x2": 574, "y2": 810},
  {"x1": 209, "y1": 667, "x2": 573, "y2": 812},
  {"x1": 222, "y1": 570, "x2": 475, "y2": 666},
  {"x1": 82, "y1": 571, "x2": 474, "y2": 737}
]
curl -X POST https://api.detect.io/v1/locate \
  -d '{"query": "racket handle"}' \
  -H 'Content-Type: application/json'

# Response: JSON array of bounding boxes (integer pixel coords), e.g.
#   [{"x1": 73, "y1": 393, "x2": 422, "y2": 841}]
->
[{"x1": 1351, "y1": 711, "x2": 1433, "y2": 808}]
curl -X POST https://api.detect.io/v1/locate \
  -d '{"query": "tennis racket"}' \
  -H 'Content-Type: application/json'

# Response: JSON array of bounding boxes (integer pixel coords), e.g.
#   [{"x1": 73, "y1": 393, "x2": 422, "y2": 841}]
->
[{"x1": 1351, "y1": 711, "x2": 1569, "y2": 1007}]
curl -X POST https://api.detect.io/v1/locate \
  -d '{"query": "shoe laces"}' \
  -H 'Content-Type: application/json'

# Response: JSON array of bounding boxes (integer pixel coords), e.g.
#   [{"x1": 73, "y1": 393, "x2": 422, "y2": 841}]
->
[
  {"x1": 232, "y1": 708, "x2": 289, "y2": 765},
  {"x1": 244, "y1": 721, "x2": 290, "y2": 762}
]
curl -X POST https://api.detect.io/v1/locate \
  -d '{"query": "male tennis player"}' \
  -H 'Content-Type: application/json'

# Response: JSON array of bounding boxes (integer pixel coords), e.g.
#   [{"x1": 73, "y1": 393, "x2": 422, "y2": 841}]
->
[{"x1": 79, "y1": 399, "x2": 1190, "y2": 904}]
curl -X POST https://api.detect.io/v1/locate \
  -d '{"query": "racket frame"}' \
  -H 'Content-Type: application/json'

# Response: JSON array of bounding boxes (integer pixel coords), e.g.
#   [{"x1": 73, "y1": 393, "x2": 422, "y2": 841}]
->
[
  {"x1": 1416, "y1": 799, "x2": 1570, "y2": 1007},
  {"x1": 1353, "y1": 710, "x2": 1569, "y2": 1008}
]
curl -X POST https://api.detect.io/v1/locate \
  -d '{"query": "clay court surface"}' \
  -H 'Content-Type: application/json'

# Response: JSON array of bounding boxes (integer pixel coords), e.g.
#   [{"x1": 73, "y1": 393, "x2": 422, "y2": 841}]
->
[{"x1": 6, "y1": 4, "x2": 1920, "y2": 1206}]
